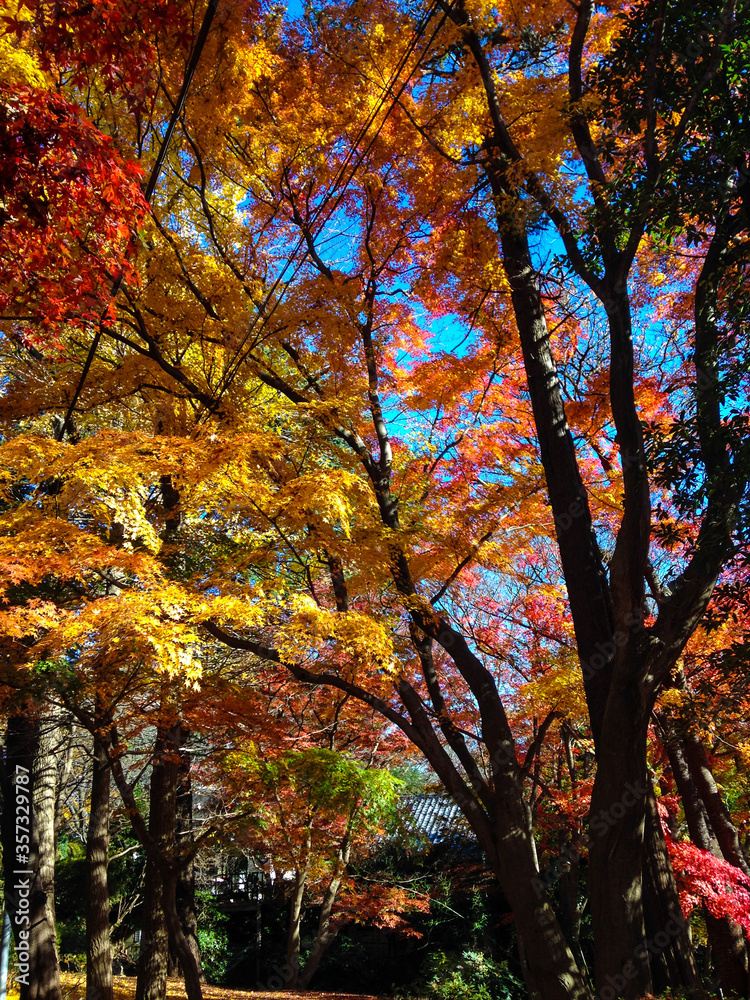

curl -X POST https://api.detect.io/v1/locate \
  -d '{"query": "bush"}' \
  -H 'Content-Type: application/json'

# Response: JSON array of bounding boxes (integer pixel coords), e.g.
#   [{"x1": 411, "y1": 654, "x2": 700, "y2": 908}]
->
[
  {"x1": 196, "y1": 891, "x2": 231, "y2": 984},
  {"x1": 417, "y1": 948, "x2": 524, "y2": 1000},
  {"x1": 197, "y1": 926, "x2": 231, "y2": 983}
]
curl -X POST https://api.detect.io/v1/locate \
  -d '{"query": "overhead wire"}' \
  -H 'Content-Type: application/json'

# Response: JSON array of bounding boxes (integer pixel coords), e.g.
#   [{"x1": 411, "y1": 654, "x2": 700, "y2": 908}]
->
[
  {"x1": 200, "y1": 0, "x2": 452, "y2": 418},
  {"x1": 57, "y1": 0, "x2": 221, "y2": 441}
]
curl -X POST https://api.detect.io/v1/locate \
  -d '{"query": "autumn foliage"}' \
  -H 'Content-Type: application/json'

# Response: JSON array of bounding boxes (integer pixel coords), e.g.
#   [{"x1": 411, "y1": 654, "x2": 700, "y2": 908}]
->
[{"x1": 0, "y1": 1, "x2": 749, "y2": 1000}]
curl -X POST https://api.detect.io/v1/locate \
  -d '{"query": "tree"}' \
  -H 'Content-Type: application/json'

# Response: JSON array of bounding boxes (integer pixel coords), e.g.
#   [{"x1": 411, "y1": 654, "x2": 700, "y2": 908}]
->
[
  {"x1": 1, "y1": 0, "x2": 748, "y2": 998},
  {"x1": 219, "y1": 684, "x2": 426, "y2": 990}
]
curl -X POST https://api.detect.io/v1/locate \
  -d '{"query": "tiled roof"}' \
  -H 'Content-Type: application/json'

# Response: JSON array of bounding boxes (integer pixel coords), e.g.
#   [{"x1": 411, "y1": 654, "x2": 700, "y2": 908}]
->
[{"x1": 400, "y1": 793, "x2": 474, "y2": 844}]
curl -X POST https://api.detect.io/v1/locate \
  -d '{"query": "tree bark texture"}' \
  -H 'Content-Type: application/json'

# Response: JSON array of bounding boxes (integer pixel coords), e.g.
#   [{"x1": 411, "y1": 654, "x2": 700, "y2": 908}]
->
[
  {"x1": 1, "y1": 710, "x2": 64, "y2": 1000},
  {"x1": 86, "y1": 728, "x2": 113, "y2": 1000},
  {"x1": 168, "y1": 738, "x2": 201, "y2": 981},
  {"x1": 136, "y1": 725, "x2": 179, "y2": 1000},
  {"x1": 667, "y1": 738, "x2": 750, "y2": 997},
  {"x1": 641, "y1": 779, "x2": 703, "y2": 997}
]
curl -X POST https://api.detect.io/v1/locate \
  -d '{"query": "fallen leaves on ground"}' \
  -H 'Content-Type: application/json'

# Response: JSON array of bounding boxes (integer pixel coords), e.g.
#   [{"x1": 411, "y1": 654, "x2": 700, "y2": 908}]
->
[{"x1": 57, "y1": 973, "x2": 386, "y2": 1000}]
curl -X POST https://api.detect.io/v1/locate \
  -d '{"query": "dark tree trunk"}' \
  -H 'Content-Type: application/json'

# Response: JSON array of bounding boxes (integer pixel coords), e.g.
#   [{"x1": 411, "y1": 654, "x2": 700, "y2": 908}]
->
[
  {"x1": 641, "y1": 778, "x2": 703, "y2": 996},
  {"x1": 135, "y1": 722, "x2": 203, "y2": 1000},
  {"x1": 298, "y1": 837, "x2": 351, "y2": 989},
  {"x1": 682, "y1": 733, "x2": 750, "y2": 878},
  {"x1": 584, "y1": 687, "x2": 652, "y2": 1000},
  {"x1": 136, "y1": 725, "x2": 179, "y2": 1000},
  {"x1": 137, "y1": 853, "x2": 168, "y2": 1000},
  {"x1": 1, "y1": 713, "x2": 41, "y2": 1000},
  {"x1": 667, "y1": 738, "x2": 750, "y2": 997},
  {"x1": 297, "y1": 881, "x2": 342, "y2": 990},
  {"x1": 86, "y1": 727, "x2": 113, "y2": 1000},
  {"x1": 285, "y1": 866, "x2": 308, "y2": 989},
  {"x1": 168, "y1": 736, "x2": 201, "y2": 981},
  {"x1": 704, "y1": 913, "x2": 750, "y2": 999},
  {"x1": 162, "y1": 867, "x2": 203, "y2": 1000},
  {"x1": 1, "y1": 710, "x2": 63, "y2": 1000}
]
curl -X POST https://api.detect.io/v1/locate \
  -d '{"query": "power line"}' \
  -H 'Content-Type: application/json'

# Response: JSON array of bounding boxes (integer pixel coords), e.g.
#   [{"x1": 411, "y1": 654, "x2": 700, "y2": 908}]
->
[
  {"x1": 57, "y1": 0, "x2": 221, "y2": 441},
  {"x1": 202, "y1": 1, "x2": 451, "y2": 416}
]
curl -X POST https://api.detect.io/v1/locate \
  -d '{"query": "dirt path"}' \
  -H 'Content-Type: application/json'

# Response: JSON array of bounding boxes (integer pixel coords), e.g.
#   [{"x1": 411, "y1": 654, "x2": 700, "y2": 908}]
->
[{"x1": 56, "y1": 974, "x2": 387, "y2": 1000}]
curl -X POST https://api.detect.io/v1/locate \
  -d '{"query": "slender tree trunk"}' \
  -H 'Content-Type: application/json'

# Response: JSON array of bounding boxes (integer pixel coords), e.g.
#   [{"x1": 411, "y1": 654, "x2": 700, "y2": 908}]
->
[
  {"x1": 297, "y1": 886, "x2": 341, "y2": 990},
  {"x1": 483, "y1": 159, "x2": 649, "y2": 997},
  {"x1": 681, "y1": 733, "x2": 750, "y2": 878},
  {"x1": 667, "y1": 739, "x2": 750, "y2": 997},
  {"x1": 298, "y1": 838, "x2": 352, "y2": 989},
  {"x1": 641, "y1": 778, "x2": 703, "y2": 997},
  {"x1": 86, "y1": 726, "x2": 113, "y2": 1000},
  {"x1": 28, "y1": 709, "x2": 63, "y2": 1000},
  {"x1": 136, "y1": 725, "x2": 179, "y2": 1000},
  {"x1": 168, "y1": 736, "x2": 201, "y2": 981},
  {"x1": 285, "y1": 867, "x2": 308, "y2": 989},
  {"x1": 53, "y1": 713, "x2": 73, "y2": 852}
]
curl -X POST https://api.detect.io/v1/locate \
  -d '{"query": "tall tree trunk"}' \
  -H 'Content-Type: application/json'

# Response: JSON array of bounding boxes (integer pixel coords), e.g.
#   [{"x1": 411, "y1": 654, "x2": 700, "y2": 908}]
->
[
  {"x1": 136, "y1": 725, "x2": 179, "y2": 1000},
  {"x1": 1, "y1": 712, "x2": 59, "y2": 1000},
  {"x1": 586, "y1": 679, "x2": 653, "y2": 1000},
  {"x1": 137, "y1": 852, "x2": 168, "y2": 1000},
  {"x1": 667, "y1": 739, "x2": 750, "y2": 997},
  {"x1": 162, "y1": 868, "x2": 203, "y2": 1000},
  {"x1": 168, "y1": 735, "x2": 201, "y2": 981},
  {"x1": 29, "y1": 709, "x2": 63, "y2": 1000},
  {"x1": 0, "y1": 709, "x2": 64, "y2": 1000},
  {"x1": 86, "y1": 726, "x2": 113, "y2": 1000},
  {"x1": 681, "y1": 733, "x2": 750, "y2": 878},
  {"x1": 285, "y1": 866, "x2": 308, "y2": 989},
  {"x1": 298, "y1": 839, "x2": 352, "y2": 989},
  {"x1": 641, "y1": 778, "x2": 703, "y2": 997}
]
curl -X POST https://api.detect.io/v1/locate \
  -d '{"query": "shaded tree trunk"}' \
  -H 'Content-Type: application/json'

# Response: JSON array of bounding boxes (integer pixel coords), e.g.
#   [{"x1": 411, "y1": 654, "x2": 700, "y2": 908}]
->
[
  {"x1": 136, "y1": 725, "x2": 179, "y2": 1000},
  {"x1": 667, "y1": 738, "x2": 749, "y2": 998},
  {"x1": 641, "y1": 778, "x2": 703, "y2": 997},
  {"x1": 168, "y1": 735, "x2": 201, "y2": 981},
  {"x1": 682, "y1": 733, "x2": 750, "y2": 878},
  {"x1": 162, "y1": 867, "x2": 203, "y2": 1000},
  {"x1": 86, "y1": 725, "x2": 113, "y2": 1000},
  {"x1": 1, "y1": 710, "x2": 63, "y2": 1000},
  {"x1": 298, "y1": 837, "x2": 352, "y2": 989},
  {"x1": 285, "y1": 862, "x2": 309, "y2": 989},
  {"x1": 587, "y1": 684, "x2": 652, "y2": 1000}
]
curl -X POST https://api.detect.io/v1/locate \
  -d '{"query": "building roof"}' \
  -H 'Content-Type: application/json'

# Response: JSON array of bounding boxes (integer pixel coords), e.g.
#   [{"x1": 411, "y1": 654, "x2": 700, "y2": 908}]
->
[{"x1": 400, "y1": 793, "x2": 474, "y2": 845}]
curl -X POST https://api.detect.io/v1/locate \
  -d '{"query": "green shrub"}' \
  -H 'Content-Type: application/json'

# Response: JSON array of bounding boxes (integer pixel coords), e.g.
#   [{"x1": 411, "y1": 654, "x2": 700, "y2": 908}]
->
[
  {"x1": 196, "y1": 890, "x2": 231, "y2": 983},
  {"x1": 197, "y1": 926, "x2": 231, "y2": 983},
  {"x1": 417, "y1": 948, "x2": 524, "y2": 1000}
]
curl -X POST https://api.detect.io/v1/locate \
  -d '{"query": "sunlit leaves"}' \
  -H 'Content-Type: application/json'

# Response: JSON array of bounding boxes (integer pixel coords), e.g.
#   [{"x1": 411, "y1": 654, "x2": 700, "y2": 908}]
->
[{"x1": 0, "y1": 85, "x2": 147, "y2": 341}]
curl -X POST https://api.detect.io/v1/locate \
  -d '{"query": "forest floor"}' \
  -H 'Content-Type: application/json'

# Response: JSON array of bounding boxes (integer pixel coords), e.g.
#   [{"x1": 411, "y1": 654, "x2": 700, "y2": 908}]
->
[{"x1": 52, "y1": 973, "x2": 385, "y2": 1000}]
